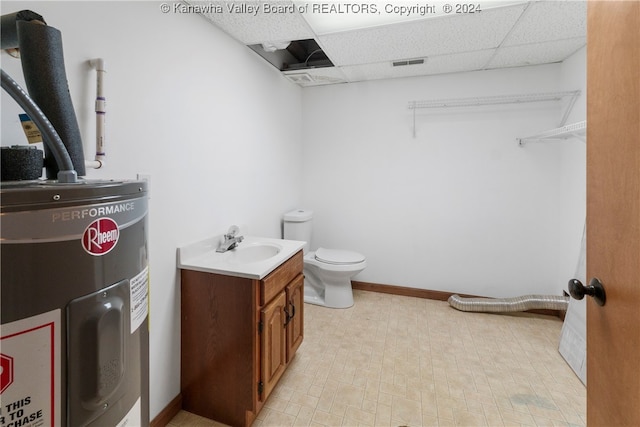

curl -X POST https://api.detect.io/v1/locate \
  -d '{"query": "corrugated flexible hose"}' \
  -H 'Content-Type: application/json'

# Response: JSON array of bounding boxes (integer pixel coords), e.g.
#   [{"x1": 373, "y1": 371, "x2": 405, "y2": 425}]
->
[{"x1": 448, "y1": 294, "x2": 569, "y2": 313}]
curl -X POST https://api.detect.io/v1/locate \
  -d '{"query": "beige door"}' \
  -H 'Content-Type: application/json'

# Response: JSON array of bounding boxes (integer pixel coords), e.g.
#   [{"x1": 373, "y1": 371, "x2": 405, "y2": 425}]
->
[{"x1": 586, "y1": 1, "x2": 640, "y2": 425}]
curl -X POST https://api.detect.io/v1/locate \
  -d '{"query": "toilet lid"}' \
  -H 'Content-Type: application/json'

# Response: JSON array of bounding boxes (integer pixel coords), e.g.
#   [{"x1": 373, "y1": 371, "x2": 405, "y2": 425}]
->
[{"x1": 315, "y1": 248, "x2": 365, "y2": 265}]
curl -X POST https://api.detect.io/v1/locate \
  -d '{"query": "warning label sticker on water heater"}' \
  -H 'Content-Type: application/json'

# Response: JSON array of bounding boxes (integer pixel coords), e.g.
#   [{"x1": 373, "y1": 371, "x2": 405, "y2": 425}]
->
[
  {"x1": 130, "y1": 266, "x2": 149, "y2": 333},
  {"x1": 0, "y1": 310, "x2": 61, "y2": 427}
]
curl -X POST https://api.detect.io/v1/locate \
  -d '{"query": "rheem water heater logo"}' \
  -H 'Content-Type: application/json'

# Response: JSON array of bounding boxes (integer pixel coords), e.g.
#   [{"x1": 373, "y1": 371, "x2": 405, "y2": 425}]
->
[{"x1": 82, "y1": 217, "x2": 119, "y2": 256}]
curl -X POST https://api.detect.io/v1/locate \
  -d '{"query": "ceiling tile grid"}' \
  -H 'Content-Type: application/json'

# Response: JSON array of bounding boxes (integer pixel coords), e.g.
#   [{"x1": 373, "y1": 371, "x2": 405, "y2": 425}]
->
[
  {"x1": 316, "y1": 4, "x2": 527, "y2": 66},
  {"x1": 340, "y1": 49, "x2": 498, "y2": 82},
  {"x1": 191, "y1": 0, "x2": 587, "y2": 86},
  {"x1": 193, "y1": 1, "x2": 313, "y2": 45},
  {"x1": 339, "y1": 61, "x2": 432, "y2": 82},
  {"x1": 502, "y1": 1, "x2": 587, "y2": 46},
  {"x1": 486, "y1": 37, "x2": 586, "y2": 69},
  {"x1": 422, "y1": 49, "x2": 500, "y2": 76}
]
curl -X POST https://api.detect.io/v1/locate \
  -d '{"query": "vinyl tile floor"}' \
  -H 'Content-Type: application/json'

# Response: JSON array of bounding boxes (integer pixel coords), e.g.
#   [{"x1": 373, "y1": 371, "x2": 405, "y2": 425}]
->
[{"x1": 169, "y1": 290, "x2": 586, "y2": 427}]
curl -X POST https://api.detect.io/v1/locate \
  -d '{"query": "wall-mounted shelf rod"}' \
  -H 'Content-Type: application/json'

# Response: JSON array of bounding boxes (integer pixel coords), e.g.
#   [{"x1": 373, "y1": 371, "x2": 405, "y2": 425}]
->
[
  {"x1": 408, "y1": 91, "x2": 580, "y2": 110},
  {"x1": 407, "y1": 91, "x2": 581, "y2": 138},
  {"x1": 518, "y1": 120, "x2": 586, "y2": 145}
]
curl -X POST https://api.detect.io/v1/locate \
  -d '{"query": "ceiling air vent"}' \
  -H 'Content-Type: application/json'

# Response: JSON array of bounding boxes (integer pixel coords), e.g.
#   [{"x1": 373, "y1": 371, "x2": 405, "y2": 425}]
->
[
  {"x1": 393, "y1": 58, "x2": 426, "y2": 67},
  {"x1": 283, "y1": 72, "x2": 345, "y2": 86},
  {"x1": 284, "y1": 73, "x2": 314, "y2": 84}
]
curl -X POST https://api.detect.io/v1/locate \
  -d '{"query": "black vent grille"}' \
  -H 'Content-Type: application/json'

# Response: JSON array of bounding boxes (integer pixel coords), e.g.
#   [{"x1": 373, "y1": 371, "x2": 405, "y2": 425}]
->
[{"x1": 393, "y1": 58, "x2": 425, "y2": 67}]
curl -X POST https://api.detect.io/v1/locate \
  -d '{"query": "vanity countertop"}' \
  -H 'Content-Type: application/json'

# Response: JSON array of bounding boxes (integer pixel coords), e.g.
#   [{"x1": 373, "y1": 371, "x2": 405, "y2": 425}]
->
[{"x1": 177, "y1": 235, "x2": 306, "y2": 279}]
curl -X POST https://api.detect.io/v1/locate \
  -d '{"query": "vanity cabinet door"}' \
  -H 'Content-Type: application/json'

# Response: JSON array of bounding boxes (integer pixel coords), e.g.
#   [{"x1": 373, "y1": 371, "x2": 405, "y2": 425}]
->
[
  {"x1": 286, "y1": 274, "x2": 304, "y2": 362},
  {"x1": 260, "y1": 290, "x2": 287, "y2": 401}
]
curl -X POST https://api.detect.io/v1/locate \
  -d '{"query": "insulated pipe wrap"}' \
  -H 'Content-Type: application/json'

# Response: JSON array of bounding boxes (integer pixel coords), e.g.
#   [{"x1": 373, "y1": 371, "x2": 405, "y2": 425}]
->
[
  {"x1": 1, "y1": 69, "x2": 76, "y2": 182},
  {"x1": 17, "y1": 20, "x2": 86, "y2": 177},
  {"x1": 448, "y1": 294, "x2": 569, "y2": 313},
  {"x1": 1, "y1": 146, "x2": 43, "y2": 181},
  {"x1": 0, "y1": 10, "x2": 45, "y2": 49}
]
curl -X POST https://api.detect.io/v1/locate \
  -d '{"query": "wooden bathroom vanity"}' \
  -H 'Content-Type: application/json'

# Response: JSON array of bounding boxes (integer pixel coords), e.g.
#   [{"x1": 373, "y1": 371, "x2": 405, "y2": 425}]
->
[{"x1": 180, "y1": 247, "x2": 304, "y2": 426}]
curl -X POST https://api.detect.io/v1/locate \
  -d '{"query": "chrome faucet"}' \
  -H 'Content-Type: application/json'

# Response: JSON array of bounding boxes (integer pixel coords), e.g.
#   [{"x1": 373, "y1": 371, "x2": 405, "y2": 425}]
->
[{"x1": 216, "y1": 225, "x2": 244, "y2": 252}]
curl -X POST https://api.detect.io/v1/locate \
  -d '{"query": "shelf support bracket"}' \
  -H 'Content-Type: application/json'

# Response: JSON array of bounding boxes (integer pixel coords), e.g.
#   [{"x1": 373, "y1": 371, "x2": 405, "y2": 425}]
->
[
  {"x1": 559, "y1": 90, "x2": 581, "y2": 127},
  {"x1": 517, "y1": 120, "x2": 587, "y2": 145}
]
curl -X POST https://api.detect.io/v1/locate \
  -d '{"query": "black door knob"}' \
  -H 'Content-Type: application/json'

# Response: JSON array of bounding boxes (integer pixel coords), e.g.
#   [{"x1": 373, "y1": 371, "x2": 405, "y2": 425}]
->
[{"x1": 568, "y1": 278, "x2": 606, "y2": 306}]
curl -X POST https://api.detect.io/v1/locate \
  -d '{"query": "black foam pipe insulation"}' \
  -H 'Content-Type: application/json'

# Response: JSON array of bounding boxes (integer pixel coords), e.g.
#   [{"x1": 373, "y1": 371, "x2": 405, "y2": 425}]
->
[
  {"x1": 0, "y1": 10, "x2": 46, "y2": 49},
  {"x1": 1, "y1": 146, "x2": 43, "y2": 181},
  {"x1": 2, "y1": 69, "x2": 77, "y2": 182},
  {"x1": 14, "y1": 18, "x2": 86, "y2": 177}
]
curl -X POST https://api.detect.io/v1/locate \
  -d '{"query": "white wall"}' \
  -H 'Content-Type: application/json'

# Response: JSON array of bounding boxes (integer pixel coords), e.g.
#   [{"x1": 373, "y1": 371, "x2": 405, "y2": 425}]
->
[
  {"x1": 1, "y1": 1, "x2": 303, "y2": 419},
  {"x1": 301, "y1": 61, "x2": 586, "y2": 298},
  {"x1": 557, "y1": 46, "x2": 587, "y2": 282}
]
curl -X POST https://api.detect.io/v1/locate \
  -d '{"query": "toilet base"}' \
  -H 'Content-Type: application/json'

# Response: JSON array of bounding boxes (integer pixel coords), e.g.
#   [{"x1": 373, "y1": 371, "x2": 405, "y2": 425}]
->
[
  {"x1": 303, "y1": 279, "x2": 354, "y2": 309},
  {"x1": 323, "y1": 282, "x2": 354, "y2": 308},
  {"x1": 303, "y1": 294, "x2": 354, "y2": 309},
  {"x1": 303, "y1": 294, "x2": 326, "y2": 307},
  {"x1": 302, "y1": 252, "x2": 365, "y2": 309}
]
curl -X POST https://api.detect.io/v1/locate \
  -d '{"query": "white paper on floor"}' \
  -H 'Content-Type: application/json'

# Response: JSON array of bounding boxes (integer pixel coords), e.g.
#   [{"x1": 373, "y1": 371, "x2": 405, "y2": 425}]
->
[{"x1": 558, "y1": 223, "x2": 587, "y2": 385}]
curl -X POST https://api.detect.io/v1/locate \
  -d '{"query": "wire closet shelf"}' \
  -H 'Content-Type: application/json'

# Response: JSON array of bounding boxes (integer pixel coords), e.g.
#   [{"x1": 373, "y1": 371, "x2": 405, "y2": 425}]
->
[{"x1": 407, "y1": 90, "x2": 582, "y2": 140}]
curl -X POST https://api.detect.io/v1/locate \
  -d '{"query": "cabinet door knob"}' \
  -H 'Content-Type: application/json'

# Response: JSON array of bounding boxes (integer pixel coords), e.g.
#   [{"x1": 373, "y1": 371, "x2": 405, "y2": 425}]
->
[{"x1": 568, "y1": 278, "x2": 606, "y2": 306}]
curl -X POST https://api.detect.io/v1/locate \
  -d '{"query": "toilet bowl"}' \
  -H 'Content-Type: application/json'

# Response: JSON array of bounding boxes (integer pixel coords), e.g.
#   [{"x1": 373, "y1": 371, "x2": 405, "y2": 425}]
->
[
  {"x1": 302, "y1": 248, "x2": 366, "y2": 309},
  {"x1": 283, "y1": 209, "x2": 367, "y2": 309}
]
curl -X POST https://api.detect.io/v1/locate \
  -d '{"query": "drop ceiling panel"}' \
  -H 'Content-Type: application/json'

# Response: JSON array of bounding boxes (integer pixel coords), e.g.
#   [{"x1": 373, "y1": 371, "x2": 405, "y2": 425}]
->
[
  {"x1": 340, "y1": 49, "x2": 496, "y2": 82},
  {"x1": 487, "y1": 37, "x2": 586, "y2": 69},
  {"x1": 503, "y1": 1, "x2": 587, "y2": 46},
  {"x1": 317, "y1": 4, "x2": 527, "y2": 66},
  {"x1": 423, "y1": 49, "x2": 499, "y2": 76},
  {"x1": 194, "y1": 1, "x2": 313, "y2": 45},
  {"x1": 340, "y1": 62, "x2": 431, "y2": 83}
]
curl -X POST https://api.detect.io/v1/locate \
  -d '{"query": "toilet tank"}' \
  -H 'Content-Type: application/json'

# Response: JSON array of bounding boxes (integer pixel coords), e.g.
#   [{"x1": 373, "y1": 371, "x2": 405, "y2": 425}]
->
[{"x1": 283, "y1": 209, "x2": 313, "y2": 253}]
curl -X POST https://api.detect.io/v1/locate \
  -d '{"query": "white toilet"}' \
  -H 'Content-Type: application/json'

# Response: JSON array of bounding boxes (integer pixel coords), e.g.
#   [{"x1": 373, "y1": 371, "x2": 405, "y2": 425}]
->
[{"x1": 283, "y1": 209, "x2": 366, "y2": 309}]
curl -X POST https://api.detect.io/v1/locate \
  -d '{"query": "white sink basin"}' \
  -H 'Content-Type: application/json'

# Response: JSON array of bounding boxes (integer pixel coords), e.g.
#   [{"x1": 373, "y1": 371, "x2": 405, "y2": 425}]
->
[
  {"x1": 177, "y1": 235, "x2": 306, "y2": 279},
  {"x1": 228, "y1": 242, "x2": 281, "y2": 264}
]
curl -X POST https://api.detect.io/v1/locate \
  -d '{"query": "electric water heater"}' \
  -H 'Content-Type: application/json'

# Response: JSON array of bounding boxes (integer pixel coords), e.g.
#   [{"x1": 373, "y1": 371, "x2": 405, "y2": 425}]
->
[{"x1": 0, "y1": 181, "x2": 150, "y2": 426}]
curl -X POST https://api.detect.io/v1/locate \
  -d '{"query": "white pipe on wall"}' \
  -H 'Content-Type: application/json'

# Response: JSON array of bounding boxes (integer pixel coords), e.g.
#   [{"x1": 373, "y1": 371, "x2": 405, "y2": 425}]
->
[
  {"x1": 86, "y1": 58, "x2": 106, "y2": 169},
  {"x1": 84, "y1": 159, "x2": 102, "y2": 169}
]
